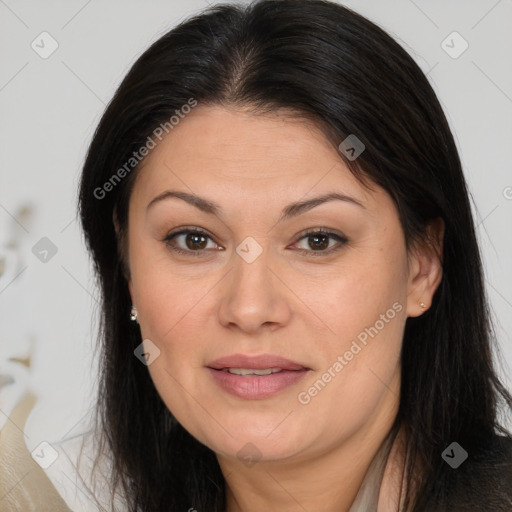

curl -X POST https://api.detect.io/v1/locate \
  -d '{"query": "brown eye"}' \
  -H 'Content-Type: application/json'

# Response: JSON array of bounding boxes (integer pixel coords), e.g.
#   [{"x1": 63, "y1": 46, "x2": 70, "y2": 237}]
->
[
  {"x1": 307, "y1": 233, "x2": 330, "y2": 251},
  {"x1": 294, "y1": 229, "x2": 348, "y2": 256},
  {"x1": 164, "y1": 228, "x2": 220, "y2": 256},
  {"x1": 184, "y1": 232, "x2": 208, "y2": 250}
]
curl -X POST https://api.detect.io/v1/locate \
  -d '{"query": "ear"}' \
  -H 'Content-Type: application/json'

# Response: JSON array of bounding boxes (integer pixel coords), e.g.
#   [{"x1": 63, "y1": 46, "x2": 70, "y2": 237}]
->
[{"x1": 405, "y1": 217, "x2": 444, "y2": 318}]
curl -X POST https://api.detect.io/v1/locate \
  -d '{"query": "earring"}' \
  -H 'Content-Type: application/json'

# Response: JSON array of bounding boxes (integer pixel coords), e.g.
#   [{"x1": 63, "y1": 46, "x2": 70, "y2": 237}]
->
[
  {"x1": 130, "y1": 305, "x2": 138, "y2": 322},
  {"x1": 419, "y1": 302, "x2": 427, "y2": 309}
]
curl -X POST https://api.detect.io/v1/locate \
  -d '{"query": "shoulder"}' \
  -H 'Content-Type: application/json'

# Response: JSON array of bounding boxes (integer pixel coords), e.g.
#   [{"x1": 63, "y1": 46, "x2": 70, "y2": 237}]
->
[
  {"x1": 0, "y1": 391, "x2": 73, "y2": 512},
  {"x1": 0, "y1": 390, "x2": 127, "y2": 512},
  {"x1": 439, "y1": 434, "x2": 512, "y2": 511}
]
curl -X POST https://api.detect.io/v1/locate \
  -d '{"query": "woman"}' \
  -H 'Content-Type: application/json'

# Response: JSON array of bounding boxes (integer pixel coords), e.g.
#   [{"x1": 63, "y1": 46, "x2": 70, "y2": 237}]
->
[{"x1": 75, "y1": 0, "x2": 512, "y2": 510}]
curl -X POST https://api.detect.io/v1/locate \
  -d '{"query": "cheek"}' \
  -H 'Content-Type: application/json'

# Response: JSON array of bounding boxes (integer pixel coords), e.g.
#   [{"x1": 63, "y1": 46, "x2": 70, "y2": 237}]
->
[
  {"x1": 128, "y1": 235, "x2": 199, "y2": 333},
  {"x1": 298, "y1": 247, "x2": 407, "y2": 413},
  {"x1": 312, "y1": 246, "x2": 408, "y2": 341},
  {"x1": 128, "y1": 241, "x2": 216, "y2": 397}
]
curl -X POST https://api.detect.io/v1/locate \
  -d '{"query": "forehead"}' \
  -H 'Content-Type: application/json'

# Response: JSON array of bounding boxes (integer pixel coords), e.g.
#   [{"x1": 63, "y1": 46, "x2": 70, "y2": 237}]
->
[
  {"x1": 133, "y1": 106, "x2": 386, "y2": 216},
  {"x1": 147, "y1": 106, "x2": 338, "y2": 169}
]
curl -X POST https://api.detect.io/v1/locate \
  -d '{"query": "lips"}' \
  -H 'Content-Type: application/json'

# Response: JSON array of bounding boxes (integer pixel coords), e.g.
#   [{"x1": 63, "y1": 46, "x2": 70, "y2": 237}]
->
[
  {"x1": 206, "y1": 353, "x2": 310, "y2": 399},
  {"x1": 206, "y1": 353, "x2": 309, "y2": 372}
]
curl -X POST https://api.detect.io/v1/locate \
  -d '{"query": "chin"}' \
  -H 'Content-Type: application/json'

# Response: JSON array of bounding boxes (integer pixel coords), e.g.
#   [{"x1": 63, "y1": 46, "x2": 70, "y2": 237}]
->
[{"x1": 197, "y1": 421, "x2": 310, "y2": 463}]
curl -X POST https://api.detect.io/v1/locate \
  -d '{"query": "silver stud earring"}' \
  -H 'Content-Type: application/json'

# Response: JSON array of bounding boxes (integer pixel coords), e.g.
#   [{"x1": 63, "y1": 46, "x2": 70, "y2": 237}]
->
[
  {"x1": 130, "y1": 305, "x2": 138, "y2": 322},
  {"x1": 419, "y1": 302, "x2": 427, "y2": 309}
]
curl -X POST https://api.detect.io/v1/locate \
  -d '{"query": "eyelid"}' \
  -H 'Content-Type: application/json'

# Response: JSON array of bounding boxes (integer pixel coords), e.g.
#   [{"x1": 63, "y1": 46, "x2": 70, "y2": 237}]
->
[
  {"x1": 163, "y1": 227, "x2": 221, "y2": 256},
  {"x1": 163, "y1": 226, "x2": 213, "y2": 242},
  {"x1": 163, "y1": 226, "x2": 348, "y2": 256},
  {"x1": 291, "y1": 228, "x2": 348, "y2": 256}
]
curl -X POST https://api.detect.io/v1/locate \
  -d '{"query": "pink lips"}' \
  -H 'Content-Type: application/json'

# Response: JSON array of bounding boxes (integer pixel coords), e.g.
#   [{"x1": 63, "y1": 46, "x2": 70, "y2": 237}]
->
[{"x1": 206, "y1": 353, "x2": 310, "y2": 399}]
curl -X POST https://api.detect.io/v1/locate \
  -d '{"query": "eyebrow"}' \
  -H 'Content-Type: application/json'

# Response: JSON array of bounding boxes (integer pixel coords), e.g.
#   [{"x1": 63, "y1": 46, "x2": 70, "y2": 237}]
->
[{"x1": 146, "y1": 189, "x2": 365, "y2": 222}]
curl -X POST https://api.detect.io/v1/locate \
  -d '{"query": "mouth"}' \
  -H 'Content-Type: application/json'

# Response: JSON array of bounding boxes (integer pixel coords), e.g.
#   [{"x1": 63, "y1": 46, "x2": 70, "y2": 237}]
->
[
  {"x1": 218, "y1": 367, "x2": 286, "y2": 376},
  {"x1": 206, "y1": 353, "x2": 311, "y2": 399}
]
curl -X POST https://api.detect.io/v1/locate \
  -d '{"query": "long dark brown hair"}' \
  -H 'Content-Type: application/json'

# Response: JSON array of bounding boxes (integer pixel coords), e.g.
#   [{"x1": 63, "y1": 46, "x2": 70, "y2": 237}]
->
[{"x1": 78, "y1": 1, "x2": 512, "y2": 510}]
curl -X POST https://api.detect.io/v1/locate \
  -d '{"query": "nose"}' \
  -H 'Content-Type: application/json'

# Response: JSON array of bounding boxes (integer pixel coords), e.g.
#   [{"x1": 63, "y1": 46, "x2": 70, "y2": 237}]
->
[{"x1": 217, "y1": 242, "x2": 292, "y2": 334}]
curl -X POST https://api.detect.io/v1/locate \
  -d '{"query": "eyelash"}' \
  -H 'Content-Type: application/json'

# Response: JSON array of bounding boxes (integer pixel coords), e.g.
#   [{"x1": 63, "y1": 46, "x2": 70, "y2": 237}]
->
[{"x1": 163, "y1": 227, "x2": 348, "y2": 258}]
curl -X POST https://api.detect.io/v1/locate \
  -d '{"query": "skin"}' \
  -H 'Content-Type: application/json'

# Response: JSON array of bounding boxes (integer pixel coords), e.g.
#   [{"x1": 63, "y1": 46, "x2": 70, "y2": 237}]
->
[{"x1": 122, "y1": 105, "x2": 444, "y2": 512}]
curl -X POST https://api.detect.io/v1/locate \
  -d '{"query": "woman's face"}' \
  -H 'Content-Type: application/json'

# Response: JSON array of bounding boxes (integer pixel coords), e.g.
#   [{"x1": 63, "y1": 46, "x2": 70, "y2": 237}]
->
[{"x1": 125, "y1": 105, "x2": 439, "y2": 468}]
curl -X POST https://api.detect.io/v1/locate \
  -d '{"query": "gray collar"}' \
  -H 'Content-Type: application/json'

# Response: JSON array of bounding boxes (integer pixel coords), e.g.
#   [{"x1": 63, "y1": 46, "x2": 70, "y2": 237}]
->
[{"x1": 348, "y1": 430, "x2": 397, "y2": 512}]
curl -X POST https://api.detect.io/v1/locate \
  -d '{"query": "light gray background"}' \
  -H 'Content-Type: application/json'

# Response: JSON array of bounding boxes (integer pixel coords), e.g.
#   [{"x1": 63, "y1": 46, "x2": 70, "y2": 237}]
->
[{"x1": 1, "y1": 0, "x2": 511, "y2": 445}]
